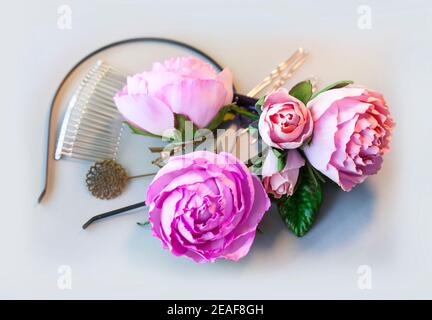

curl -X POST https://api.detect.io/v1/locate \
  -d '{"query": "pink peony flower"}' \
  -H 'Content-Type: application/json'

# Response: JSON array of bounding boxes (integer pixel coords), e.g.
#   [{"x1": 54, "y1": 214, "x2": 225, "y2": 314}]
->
[
  {"x1": 262, "y1": 149, "x2": 305, "y2": 198},
  {"x1": 304, "y1": 86, "x2": 395, "y2": 191},
  {"x1": 114, "y1": 56, "x2": 233, "y2": 136},
  {"x1": 258, "y1": 88, "x2": 313, "y2": 149},
  {"x1": 146, "y1": 151, "x2": 270, "y2": 263}
]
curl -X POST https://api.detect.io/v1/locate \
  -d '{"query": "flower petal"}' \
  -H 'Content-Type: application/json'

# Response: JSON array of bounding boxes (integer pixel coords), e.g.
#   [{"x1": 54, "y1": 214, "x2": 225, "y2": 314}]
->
[
  {"x1": 233, "y1": 175, "x2": 271, "y2": 237},
  {"x1": 263, "y1": 88, "x2": 291, "y2": 109},
  {"x1": 154, "y1": 56, "x2": 217, "y2": 79},
  {"x1": 307, "y1": 87, "x2": 366, "y2": 121},
  {"x1": 157, "y1": 79, "x2": 226, "y2": 128},
  {"x1": 285, "y1": 149, "x2": 305, "y2": 170},
  {"x1": 135, "y1": 71, "x2": 184, "y2": 94},
  {"x1": 262, "y1": 149, "x2": 279, "y2": 177},
  {"x1": 222, "y1": 231, "x2": 255, "y2": 261},
  {"x1": 216, "y1": 68, "x2": 234, "y2": 105},
  {"x1": 114, "y1": 93, "x2": 174, "y2": 136},
  {"x1": 303, "y1": 104, "x2": 339, "y2": 176},
  {"x1": 258, "y1": 112, "x2": 280, "y2": 149}
]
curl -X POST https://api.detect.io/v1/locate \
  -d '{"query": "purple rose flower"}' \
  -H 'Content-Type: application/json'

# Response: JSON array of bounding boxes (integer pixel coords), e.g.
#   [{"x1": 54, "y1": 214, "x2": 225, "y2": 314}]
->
[{"x1": 146, "y1": 151, "x2": 270, "y2": 263}]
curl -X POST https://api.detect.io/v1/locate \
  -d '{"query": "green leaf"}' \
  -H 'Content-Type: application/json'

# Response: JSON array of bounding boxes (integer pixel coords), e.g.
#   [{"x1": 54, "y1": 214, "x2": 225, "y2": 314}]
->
[
  {"x1": 125, "y1": 122, "x2": 162, "y2": 139},
  {"x1": 272, "y1": 148, "x2": 283, "y2": 158},
  {"x1": 277, "y1": 166, "x2": 323, "y2": 237},
  {"x1": 307, "y1": 162, "x2": 326, "y2": 184},
  {"x1": 251, "y1": 159, "x2": 262, "y2": 176},
  {"x1": 206, "y1": 105, "x2": 233, "y2": 131},
  {"x1": 208, "y1": 104, "x2": 259, "y2": 128},
  {"x1": 230, "y1": 104, "x2": 259, "y2": 120},
  {"x1": 256, "y1": 96, "x2": 265, "y2": 107},
  {"x1": 137, "y1": 220, "x2": 150, "y2": 227},
  {"x1": 310, "y1": 80, "x2": 354, "y2": 100},
  {"x1": 255, "y1": 96, "x2": 265, "y2": 114},
  {"x1": 175, "y1": 114, "x2": 187, "y2": 133},
  {"x1": 271, "y1": 148, "x2": 286, "y2": 172},
  {"x1": 174, "y1": 113, "x2": 199, "y2": 141},
  {"x1": 289, "y1": 80, "x2": 313, "y2": 104},
  {"x1": 277, "y1": 157, "x2": 285, "y2": 172}
]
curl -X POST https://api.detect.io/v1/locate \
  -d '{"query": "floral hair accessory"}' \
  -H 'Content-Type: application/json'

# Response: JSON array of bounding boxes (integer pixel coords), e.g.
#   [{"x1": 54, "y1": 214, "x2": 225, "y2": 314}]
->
[
  {"x1": 252, "y1": 80, "x2": 394, "y2": 236},
  {"x1": 84, "y1": 54, "x2": 394, "y2": 263}
]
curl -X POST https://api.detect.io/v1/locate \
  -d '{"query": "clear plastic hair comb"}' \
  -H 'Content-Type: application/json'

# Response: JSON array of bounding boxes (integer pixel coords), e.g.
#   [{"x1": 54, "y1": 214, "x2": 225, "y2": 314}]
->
[{"x1": 55, "y1": 61, "x2": 126, "y2": 162}]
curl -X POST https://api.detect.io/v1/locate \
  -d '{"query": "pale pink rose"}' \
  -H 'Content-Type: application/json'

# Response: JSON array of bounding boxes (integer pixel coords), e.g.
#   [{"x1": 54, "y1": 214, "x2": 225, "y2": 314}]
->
[
  {"x1": 262, "y1": 149, "x2": 305, "y2": 198},
  {"x1": 304, "y1": 86, "x2": 395, "y2": 191},
  {"x1": 258, "y1": 88, "x2": 313, "y2": 149},
  {"x1": 114, "y1": 56, "x2": 233, "y2": 135}
]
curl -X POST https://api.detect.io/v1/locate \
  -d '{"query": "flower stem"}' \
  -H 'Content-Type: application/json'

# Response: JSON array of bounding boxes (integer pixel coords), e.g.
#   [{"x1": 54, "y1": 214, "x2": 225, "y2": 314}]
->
[
  {"x1": 82, "y1": 201, "x2": 147, "y2": 229},
  {"x1": 230, "y1": 104, "x2": 259, "y2": 120},
  {"x1": 234, "y1": 93, "x2": 259, "y2": 107},
  {"x1": 128, "y1": 173, "x2": 157, "y2": 180}
]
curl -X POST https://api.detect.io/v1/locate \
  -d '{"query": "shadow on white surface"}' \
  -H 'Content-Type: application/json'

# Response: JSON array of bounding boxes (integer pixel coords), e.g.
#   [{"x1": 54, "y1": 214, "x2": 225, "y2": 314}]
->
[
  {"x1": 254, "y1": 182, "x2": 375, "y2": 253},
  {"x1": 123, "y1": 181, "x2": 375, "y2": 271}
]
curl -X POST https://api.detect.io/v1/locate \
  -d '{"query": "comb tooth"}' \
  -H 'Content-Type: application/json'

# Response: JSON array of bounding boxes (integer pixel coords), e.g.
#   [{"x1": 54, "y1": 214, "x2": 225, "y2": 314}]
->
[
  {"x1": 65, "y1": 125, "x2": 122, "y2": 140},
  {"x1": 84, "y1": 95, "x2": 117, "y2": 109},
  {"x1": 90, "y1": 66, "x2": 125, "y2": 87},
  {"x1": 68, "y1": 125, "x2": 121, "y2": 146},
  {"x1": 63, "y1": 152, "x2": 110, "y2": 162},
  {"x1": 67, "y1": 114, "x2": 112, "y2": 130},
  {"x1": 87, "y1": 90, "x2": 118, "y2": 105},
  {"x1": 63, "y1": 125, "x2": 121, "y2": 145},
  {"x1": 61, "y1": 143, "x2": 116, "y2": 156},
  {"x1": 77, "y1": 88, "x2": 116, "y2": 106},
  {"x1": 65, "y1": 128, "x2": 121, "y2": 146},
  {"x1": 76, "y1": 96, "x2": 119, "y2": 114},
  {"x1": 64, "y1": 148, "x2": 115, "y2": 161},
  {"x1": 62, "y1": 139, "x2": 118, "y2": 154},
  {"x1": 63, "y1": 142, "x2": 117, "y2": 156},
  {"x1": 69, "y1": 112, "x2": 119, "y2": 128},
  {"x1": 55, "y1": 61, "x2": 126, "y2": 161},
  {"x1": 99, "y1": 74, "x2": 125, "y2": 87},
  {"x1": 68, "y1": 119, "x2": 120, "y2": 136},
  {"x1": 93, "y1": 85, "x2": 122, "y2": 98},
  {"x1": 99, "y1": 66, "x2": 125, "y2": 81},
  {"x1": 92, "y1": 87, "x2": 119, "y2": 98},
  {"x1": 81, "y1": 106, "x2": 120, "y2": 121},
  {"x1": 90, "y1": 75, "x2": 120, "y2": 87},
  {"x1": 85, "y1": 107, "x2": 119, "y2": 122}
]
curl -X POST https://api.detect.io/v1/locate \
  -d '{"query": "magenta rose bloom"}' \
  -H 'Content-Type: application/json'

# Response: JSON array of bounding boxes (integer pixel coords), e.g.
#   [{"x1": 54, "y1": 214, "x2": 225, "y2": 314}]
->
[
  {"x1": 304, "y1": 86, "x2": 395, "y2": 191},
  {"x1": 114, "y1": 56, "x2": 233, "y2": 136},
  {"x1": 258, "y1": 88, "x2": 313, "y2": 149},
  {"x1": 146, "y1": 151, "x2": 270, "y2": 263},
  {"x1": 262, "y1": 149, "x2": 305, "y2": 198}
]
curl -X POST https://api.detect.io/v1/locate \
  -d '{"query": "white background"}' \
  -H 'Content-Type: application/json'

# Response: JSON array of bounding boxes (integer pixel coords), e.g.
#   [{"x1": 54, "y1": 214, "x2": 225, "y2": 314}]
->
[{"x1": 0, "y1": 0, "x2": 431, "y2": 299}]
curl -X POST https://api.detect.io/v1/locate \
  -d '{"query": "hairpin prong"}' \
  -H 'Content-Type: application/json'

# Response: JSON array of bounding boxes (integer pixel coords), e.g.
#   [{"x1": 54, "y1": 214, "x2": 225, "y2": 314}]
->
[
  {"x1": 247, "y1": 48, "x2": 308, "y2": 97},
  {"x1": 269, "y1": 52, "x2": 309, "y2": 93}
]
